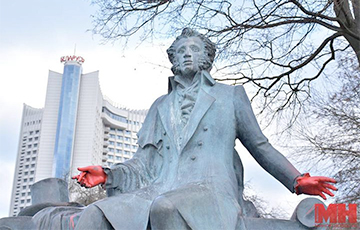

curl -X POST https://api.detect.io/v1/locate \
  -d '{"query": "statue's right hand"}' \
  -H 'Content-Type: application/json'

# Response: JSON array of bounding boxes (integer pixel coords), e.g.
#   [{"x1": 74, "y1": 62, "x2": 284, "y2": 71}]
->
[{"x1": 72, "y1": 165, "x2": 107, "y2": 188}]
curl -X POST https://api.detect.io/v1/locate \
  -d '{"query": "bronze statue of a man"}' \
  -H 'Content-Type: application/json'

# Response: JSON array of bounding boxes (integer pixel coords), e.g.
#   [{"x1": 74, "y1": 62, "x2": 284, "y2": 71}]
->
[{"x1": 67, "y1": 28, "x2": 336, "y2": 229}]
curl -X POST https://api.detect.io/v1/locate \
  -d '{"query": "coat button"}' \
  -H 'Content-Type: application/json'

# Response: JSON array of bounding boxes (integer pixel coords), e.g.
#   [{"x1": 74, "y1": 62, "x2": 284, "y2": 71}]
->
[
  {"x1": 198, "y1": 141, "x2": 203, "y2": 146},
  {"x1": 190, "y1": 156, "x2": 196, "y2": 160},
  {"x1": 203, "y1": 127, "x2": 208, "y2": 131},
  {"x1": 163, "y1": 131, "x2": 166, "y2": 135},
  {"x1": 166, "y1": 145, "x2": 170, "y2": 149}
]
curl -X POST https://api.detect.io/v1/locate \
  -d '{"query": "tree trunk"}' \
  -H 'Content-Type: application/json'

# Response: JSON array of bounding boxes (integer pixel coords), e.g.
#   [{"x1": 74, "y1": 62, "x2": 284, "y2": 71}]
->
[{"x1": 334, "y1": 0, "x2": 360, "y2": 64}]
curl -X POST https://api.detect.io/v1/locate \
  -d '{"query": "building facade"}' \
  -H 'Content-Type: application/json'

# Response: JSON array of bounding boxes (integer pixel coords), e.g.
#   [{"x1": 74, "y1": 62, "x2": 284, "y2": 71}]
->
[{"x1": 9, "y1": 56, "x2": 147, "y2": 216}]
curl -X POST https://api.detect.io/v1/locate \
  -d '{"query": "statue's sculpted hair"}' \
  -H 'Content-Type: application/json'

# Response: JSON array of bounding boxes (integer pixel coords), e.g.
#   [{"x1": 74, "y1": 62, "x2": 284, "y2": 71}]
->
[{"x1": 167, "y1": 28, "x2": 216, "y2": 75}]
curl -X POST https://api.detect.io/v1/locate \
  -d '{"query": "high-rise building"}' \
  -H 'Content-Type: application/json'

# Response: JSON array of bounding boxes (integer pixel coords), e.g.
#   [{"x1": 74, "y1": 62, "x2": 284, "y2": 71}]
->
[{"x1": 9, "y1": 56, "x2": 147, "y2": 216}]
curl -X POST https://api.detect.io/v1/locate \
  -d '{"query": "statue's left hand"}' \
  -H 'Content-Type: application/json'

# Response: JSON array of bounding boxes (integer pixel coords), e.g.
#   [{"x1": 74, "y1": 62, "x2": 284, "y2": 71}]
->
[{"x1": 295, "y1": 173, "x2": 337, "y2": 200}]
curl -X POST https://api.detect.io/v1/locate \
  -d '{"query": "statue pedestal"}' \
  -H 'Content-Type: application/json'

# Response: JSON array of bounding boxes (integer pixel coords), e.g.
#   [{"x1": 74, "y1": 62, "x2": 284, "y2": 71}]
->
[
  {"x1": 30, "y1": 178, "x2": 69, "y2": 205},
  {"x1": 0, "y1": 179, "x2": 345, "y2": 230},
  {"x1": 17, "y1": 178, "x2": 83, "y2": 217}
]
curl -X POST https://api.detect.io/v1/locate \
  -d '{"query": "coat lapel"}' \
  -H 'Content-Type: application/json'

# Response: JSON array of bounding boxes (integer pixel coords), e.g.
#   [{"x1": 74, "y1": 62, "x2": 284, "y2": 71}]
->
[
  {"x1": 180, "y1": 88, "x2": 215, "y2": 153},
  {"x1": 157, "y1": 72, "x2": 216, "y2": 154},
  {"x1": 157, "y1": 91, "x2": 177, "y2": 149}
]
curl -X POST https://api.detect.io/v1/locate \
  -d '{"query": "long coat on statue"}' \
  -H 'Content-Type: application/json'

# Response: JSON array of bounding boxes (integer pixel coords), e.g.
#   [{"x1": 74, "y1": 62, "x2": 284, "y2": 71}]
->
[{"x1": 94, "y1": 71, "x2": 301, "y2": 230}]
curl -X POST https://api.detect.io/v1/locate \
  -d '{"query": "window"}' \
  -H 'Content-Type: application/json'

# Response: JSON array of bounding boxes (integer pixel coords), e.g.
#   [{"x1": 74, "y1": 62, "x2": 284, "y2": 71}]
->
[
  {"x1": 31, "y1": 164, "x2": 35, "y2": 168},
  {"x1": 116, "y1": 142, "x2": 122, "y2": 147},
  {"x1": 115, "y1": 156, "x2": 121, "y2": 161},
  {"x1": 34, "y1": 137, "x2": 38, "y2": 141},
  {"x1": 29, "y1": 131, "x2": 33, "y2": 135},
  {"x1": 33, "y1": 150, "x2": 37, "y2": 154},
  {"x1": 125, "y1": 137, "x2": 131, "y2": 142},
  {"x1": 125, "y1": 144, "x2": 130, "y2": 149},
  {"x1": 28, "y1": 138, "x2": 32, "y2": 141},
  {"x1": 21, "y1": 200, "x2": 24, "y2": 204},
  {"x1": 125, "y1": 130, "x2": 131, "y2": 135},
  {"x1": 110, "y1": 134, "x2": 116, "y2": 138},
  {"x1": 32, "y1": 157, "x2": 36, "y2": 161},
  {"x1": 24, "y1": 172, "x2": 28, "y2": 176},
  {"x1": 29, "y1": 178, "x2": 33, "y2": 182},
  {"x1": 35, "y1": 130, "x2": 39, "y2": 134},
  {"x1": 103, "y1": 107, "x2": 128, "y2": 123},
  {"x1": 124, "y1": 151, "x2": 130, "y2": 155},
  {"x1": 109, "y1": 148, "x2": 114, "y2": 152},
  {"x1": 108, "y1": 155, "x2": 113, "y2": 159},
  {"x1": 116, "y1": 149, "x2": 122, "y2": 154},
  {"x1": 33, "y1": 143, "x2": 37, "y2": 147},
  {"x1": 117, "y1": 136, "x2": 123, "y2": 140},
  {"x1": 110, "y1": 128, "x2": 115, "y2": 131},
  {"x1": 23, "y1": 179, "x2": 27, "y2": 182},
  {"x1": 109, "y1": 141, "x2": 115, "y2": 145},
  {"x1": 28, "y1": 145, "x2": 31, "y2": 148}
]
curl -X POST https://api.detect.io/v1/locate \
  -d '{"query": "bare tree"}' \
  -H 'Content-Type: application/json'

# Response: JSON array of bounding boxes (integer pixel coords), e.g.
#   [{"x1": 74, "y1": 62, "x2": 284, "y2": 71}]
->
[
  {"x1": 90, "y1": 0, "x2": 359, "y2": 116},
  {"x1": 243, "y1": 184, "x2": 290, "y2": 219},
  {"x1": 292, "y1": 56, "x2": 359, "y2": 204},
  {"x1": 68, "y1": 179, "x2": 107, "y2": 206}
]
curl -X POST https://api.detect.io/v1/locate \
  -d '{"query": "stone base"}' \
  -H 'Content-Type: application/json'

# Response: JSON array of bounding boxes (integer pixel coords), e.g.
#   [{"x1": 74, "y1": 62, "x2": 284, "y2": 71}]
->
[
  {"x1": 0, "y1": 217, "x2": 36, "y2": 230},
  {"x1": 243, "y1": 217, "x2": 326, "y2": 230}
]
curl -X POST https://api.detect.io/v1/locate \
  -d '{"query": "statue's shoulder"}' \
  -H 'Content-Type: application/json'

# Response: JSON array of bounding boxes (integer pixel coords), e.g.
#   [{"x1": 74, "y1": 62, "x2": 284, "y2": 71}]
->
[
  {"x1": 211, "y1": 83, "x2": 250, "y2": 107},
  {"x1": 147, "y1": 94, "x2": 168, "y2": 112},
  {"x1": 212, "y1": 82, "x2": 246, "y2": 97}
]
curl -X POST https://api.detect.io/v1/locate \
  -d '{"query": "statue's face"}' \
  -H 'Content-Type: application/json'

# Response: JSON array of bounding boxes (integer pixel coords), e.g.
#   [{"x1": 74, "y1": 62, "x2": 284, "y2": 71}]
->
[{"x1": 175, "y1": 37, "x2": 204, "y2": 76}]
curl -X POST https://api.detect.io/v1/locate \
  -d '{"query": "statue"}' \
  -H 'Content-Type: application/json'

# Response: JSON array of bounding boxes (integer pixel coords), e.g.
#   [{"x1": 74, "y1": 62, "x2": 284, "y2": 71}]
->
[
  {"x1": 70, "y1": 28, "x2": 337, "y2": 229},
  {"x1": 3, "y1": 28, "x2": 337, "y2": 230}
]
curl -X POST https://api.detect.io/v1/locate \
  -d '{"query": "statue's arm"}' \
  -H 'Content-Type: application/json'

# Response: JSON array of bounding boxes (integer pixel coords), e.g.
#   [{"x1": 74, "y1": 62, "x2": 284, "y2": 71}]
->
[
  {"x1": 104, "y1": 144, "x2": 162, "y2": 196},
  {"x1": 233, "y1": 85, "x2": 301, "y2": 192},
  {"x1": 104, "y1": 96, "x2": 166, "y2": 196}
]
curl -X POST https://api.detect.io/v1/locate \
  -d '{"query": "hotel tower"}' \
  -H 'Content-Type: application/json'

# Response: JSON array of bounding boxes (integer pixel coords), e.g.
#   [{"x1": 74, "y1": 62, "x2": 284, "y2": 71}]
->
[{"x1": 9, "y1": 56, "x2": 147, "y2": 216}]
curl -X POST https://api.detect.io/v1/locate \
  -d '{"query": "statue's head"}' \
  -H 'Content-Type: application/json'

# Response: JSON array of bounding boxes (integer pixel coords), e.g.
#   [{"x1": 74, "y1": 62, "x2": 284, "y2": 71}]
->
[{"x1": 167, "y1": 28, "x2": 216, "y2": 76}]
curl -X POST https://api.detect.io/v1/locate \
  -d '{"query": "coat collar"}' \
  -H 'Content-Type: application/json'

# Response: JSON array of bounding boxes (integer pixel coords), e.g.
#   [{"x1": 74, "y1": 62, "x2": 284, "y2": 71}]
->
[{"x1": 168, "y1": 70, "x2": 216, "y2": 94}]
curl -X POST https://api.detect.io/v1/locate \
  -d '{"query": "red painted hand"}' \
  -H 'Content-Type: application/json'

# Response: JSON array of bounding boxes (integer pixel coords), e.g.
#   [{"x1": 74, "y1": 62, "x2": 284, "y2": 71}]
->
[
  {"x1": 72, "y1": 165, "x2": 107, "y2": 188},
  {"x1": 295, "y1": 173, "x2": 337, "y2": 200}
]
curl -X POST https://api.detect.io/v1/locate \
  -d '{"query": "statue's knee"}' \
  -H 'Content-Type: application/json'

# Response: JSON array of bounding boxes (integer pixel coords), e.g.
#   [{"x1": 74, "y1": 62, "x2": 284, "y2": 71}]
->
[
  {"x1": 81, "y1": 204, "x2": 103, "y2": 218},
  {"x1": 150, "y1": 196, "x2": 176, "y2": 217}
]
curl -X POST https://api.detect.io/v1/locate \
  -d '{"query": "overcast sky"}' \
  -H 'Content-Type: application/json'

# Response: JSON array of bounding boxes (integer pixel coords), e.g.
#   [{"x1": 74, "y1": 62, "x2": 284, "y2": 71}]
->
[{"x1": 0, "y1": 0, "x2": 330, "y2": 219}]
